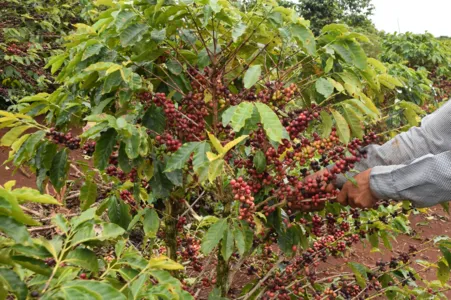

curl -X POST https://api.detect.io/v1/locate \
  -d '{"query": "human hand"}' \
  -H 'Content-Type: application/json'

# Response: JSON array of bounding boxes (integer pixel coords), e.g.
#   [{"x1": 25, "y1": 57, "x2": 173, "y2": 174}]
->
[{"x1": 336, "y1": 169, "x2": 379, "y2": 208}]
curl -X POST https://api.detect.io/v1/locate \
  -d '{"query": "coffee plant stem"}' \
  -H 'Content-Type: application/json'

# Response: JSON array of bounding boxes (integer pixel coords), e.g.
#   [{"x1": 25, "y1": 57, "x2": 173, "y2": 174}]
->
[{"x1": 241, "y1": 257, "x2": 285, "y2": 300}]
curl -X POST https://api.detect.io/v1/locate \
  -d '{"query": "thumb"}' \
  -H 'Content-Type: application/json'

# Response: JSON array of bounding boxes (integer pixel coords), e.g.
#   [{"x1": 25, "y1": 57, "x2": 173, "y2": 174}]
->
[{"x1": 336, "y1": 185, "x2": 348, "y2": 206}]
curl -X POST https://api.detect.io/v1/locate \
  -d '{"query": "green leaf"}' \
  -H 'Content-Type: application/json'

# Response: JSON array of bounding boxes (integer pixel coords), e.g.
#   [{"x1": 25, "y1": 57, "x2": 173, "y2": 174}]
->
[
  {"x1": 368, "y1": 233, "x2": 379, "y2": 249},
  {"x1": 315, "y1": 78, "x2": 334, "y2": 98},
  {"x1": 94, "y1": 128, "x2": 118, "y2": 170},
  {"x1": 49, "y1": 149, "x2": 69, "y2": 192},
  {"x1": 232, "y1": 22, "x2": 247, "y2": 42},
  {"x1": 221, "y1": 226, "x2": 234, "y2": 262},
  {"x1": 440, "y1": 246, "x2": 451, "y2": 268},
  {"x1": 59, "y1": 280, "x2": 127, "y2": 300},
  {"x1": 330, "y1": 40, "x2": 367, "y2": 70},
  {"x1": 82, "y1": 43, "x2": 103, "y2": 61},
  {"x1": 320, "y1": 111, "x2": 333, "y2": 138},
  {"x1": 243, "y1": 65, "x2": 262, "y2": 89},
  {"x1": 0, "y1": 269, "x2": 28, "y2": 300},
  {"x1": 0, "y1": 125, "x2": 32, "y2": 147},
  {"x1": 143, "y1": 209, "x2": 160, "y2": 238},
  {"x1": 438, "y1": 261, "x2": 449, "y2": 285},
  {"x1": 348, "y1": 262, "x2": 368, "y2": 288},
  {"x1": 229, "y1": 102, "x2": 254, "y2": 132},
  {"x1": 118, "y1": 142, "x2": 132, "y2": 173},
  {"x1": 65, "y1": 248, "x2": 99, "y2": 274},
  {"x1": 71, "y1": 222, "x2": 125, "y2": 246},
  {"x1": 80, "y1": 180, "x2": 98, "y2": 211},
  {"x1": 0, "y1": 216, "x2": 31, "y2": 244},
  {"x1": 201, "y1": 219, "x2": 227, "y2": 255},
  {"x1": 108, "y1": 196, "x2": 132, "y2": 230},
  {"x1": 125, "y1": 131, "x2": 140, "y2": 159},
  {"x1": 150, "y1": 160, "x2": 174, "y2": 198},
  {"x1": 331, "y1": 109, "x2": 350, "y2": 144},
  {"x1": 291, "y1": 24, "x2": 316, "y2": 55},
  {"x1": 165, "y1": 142, "x2": 199, "y2": 172},
  {"x1": 253, "y1": 150, "x2": 266, "y2": 173},
  {"x1": 115, "y1": 10, "x2": 137, "y2": 30},
  {"x1": 254, "y1": 103, "x2": 284, "y2": 143},
  {"x1": 11, "y1": 188, "x2": 59, "y2": 205},
  {"x1": 342, "y1": 104, "x2": 364, "y2": 139},
  {"x1": 11, "y1": 256, "x2": 52, "y2": 276},
  {"x1": 52, "y1": 214, "x2": 70, "y2": 234},
  {"x1": 221, "y1": 106, "x2": 237, "y2": 127},
  {"x1": 151, "y1": 28, "x2": 166, "y2": 42},
  {"x1": 142, "y1": 105, "x2": 166, "y2": 134},
  {"x1": 120, "y1": 23, "x2": 148, "y2": 47},
  {"x1": 233, "y1": 227, "x2": 246, "y2": 256}
]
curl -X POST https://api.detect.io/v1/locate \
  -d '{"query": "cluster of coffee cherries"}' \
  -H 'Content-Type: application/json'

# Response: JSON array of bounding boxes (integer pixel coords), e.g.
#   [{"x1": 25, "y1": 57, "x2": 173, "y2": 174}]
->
[
  {"x1": 119, "y1": 190, "x2": 136, "y2": 207},
  {"x1": 46, "y1": 128, "x2": 81, "y2": 150},
  {"x1": 82, "y1": 140, "x2": 96, "y2": 156},
  {"x1": 177, "y1": 235, "x2": 202, "y2": 272},
  {"x1": 231, "y1": 177, "x2": 255, "y2": 222},
  {"x1": 285, "y1": 106, "x2": 321, "y2": 140},
  {"x1": 6, "y1": 43, "x2": 29, "y2": 55},
  {"x1": 156, "y1": 133, "x2": 182, "y2": 152}
]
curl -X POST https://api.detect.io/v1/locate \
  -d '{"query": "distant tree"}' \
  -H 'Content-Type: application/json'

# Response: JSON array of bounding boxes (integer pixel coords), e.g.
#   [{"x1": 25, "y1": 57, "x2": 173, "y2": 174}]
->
[{"x1": 279, "y1": 0, "x2": 375, "y2": 34}]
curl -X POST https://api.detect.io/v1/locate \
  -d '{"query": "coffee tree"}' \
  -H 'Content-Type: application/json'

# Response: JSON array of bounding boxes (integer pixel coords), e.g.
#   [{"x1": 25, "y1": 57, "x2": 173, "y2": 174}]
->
[
  {"x1": 0, "y1": 0, "x2": 84, "y2": 108},
  {"x1": 1, "y1": 0, "x2": 451, "y2": 299}
]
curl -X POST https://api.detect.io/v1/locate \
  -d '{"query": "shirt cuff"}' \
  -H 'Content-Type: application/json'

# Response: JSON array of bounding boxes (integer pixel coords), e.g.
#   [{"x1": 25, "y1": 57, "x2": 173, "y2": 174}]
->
[{"x1": 369, "y1": 165, "x2": 402, "y2": 199}]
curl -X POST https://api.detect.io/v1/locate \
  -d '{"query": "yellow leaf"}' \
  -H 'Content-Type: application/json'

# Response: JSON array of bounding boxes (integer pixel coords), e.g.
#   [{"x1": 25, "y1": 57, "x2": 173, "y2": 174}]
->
[
  {"x1": 148, "y1": 256, "x2": 184, "y2": 270},
  {"x1": 3, "y1": 181, "x2": 16, "y2": 191},
  {"x1": 207, "y1": 132, "x2": 225, "y2": 154},
  {"x1": 223, "y1": 135, "x2": 248, "y2": 153},
  {"x1": 0, "y1": 117, "x2": 17, "y2": 123},
  {"x1": 106, "y1": 65, "x2": 122, "y2": 76},
  {"x1": 204, "y1": 90, "x2": 213, "y2": 103},
  {"x1": 206, "y1": 151, "x2": 220, "y2": 162},
  {"x1": 0, "y1": 111, "x2": 16, "y2": 118}
]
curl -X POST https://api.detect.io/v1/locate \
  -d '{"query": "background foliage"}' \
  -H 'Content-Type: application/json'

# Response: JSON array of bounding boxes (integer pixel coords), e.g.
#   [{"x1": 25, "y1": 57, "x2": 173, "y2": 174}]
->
[{"x1": 1, "y1": 0, "x2": 451, "y2": 299}]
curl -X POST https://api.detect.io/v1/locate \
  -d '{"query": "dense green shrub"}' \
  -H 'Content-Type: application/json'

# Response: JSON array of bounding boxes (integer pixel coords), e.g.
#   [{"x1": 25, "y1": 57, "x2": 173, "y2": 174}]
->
[{"x1": 0, "y1": 0, "x2": 84, "y2": 109}]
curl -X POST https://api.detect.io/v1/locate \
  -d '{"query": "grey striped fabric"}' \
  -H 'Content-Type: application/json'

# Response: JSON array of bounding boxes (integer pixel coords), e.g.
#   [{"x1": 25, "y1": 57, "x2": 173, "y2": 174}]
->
[{"x1": 335, "y1": 100, "x2": 451, "y2": 207}]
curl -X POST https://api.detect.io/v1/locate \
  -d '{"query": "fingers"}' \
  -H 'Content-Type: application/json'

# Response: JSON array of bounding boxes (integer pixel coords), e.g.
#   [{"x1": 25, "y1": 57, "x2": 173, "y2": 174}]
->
[{"x1": 336, "y1": 185, "x2": 348, "y2": 206}]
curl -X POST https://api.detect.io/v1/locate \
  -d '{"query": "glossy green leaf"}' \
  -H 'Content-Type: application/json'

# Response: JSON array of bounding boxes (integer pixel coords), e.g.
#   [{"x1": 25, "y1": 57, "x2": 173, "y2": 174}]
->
[
  {"x1": 108, "y1": 196, "x2": 132, "y2": 230},
  {"x1": 65, "y1": 248, "x2": 99, "y2": 273},
  {"x1": 254, "y1": 103, "x2": 284, "y2": 143},
  {"x1": 94, "y1": 128, "x2": 118, "y2": 170},
  {"x1": 201, "y1": 218, "x2": 227, "y2": 255},
  {"x1": 316, "y1": 78, "x2": 334, "y2": 98},
  {"x1": 221, "y1": 226, "x2": 234, "y2": 262},
  {"x1": 143, "y1": 209, "x2": 160, "y2": 238},
  {"x1": 0, "y1": 268, "x2": 28, "y2": 300},
  {"x1": 165, "y1": 142, "x2": 199, "y2": 172},
  {"x1": 80, "y1": 180, "x2": 98, "y2": 211},
  {"x1": 0, "y1": 215, "x2": 31, "y2": 244},
  {"x1": 49, "y1": 149, "x2": 69, "y2": 192},
  {"x1": 331, "y1": 109, "x2": 350, "y2": 144},
  {"x1": 243, "y1": 65, "x2": 261, "y2": 89},
  {"x1": 229, "y1": 102, "x2": 254, "y2": 132},
  {"x1": 342, "y1": 104, "x2": 364, "y2": 139},
  {"x1": 253, "y1": 150, "x2": 266, "y2": 173},
  {"x1": 320, "y1": 111, "x2": 333, "y2": 138},
  {"x1": 348, "y1": 262, "x2": 368, "y2": 288}
]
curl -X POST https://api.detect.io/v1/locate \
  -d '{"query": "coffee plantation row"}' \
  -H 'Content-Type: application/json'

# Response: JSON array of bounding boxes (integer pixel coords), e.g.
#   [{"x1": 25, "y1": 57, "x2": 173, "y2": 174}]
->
[{"x1": 1, "y1": 0, "x2": 451, "y2": 299}]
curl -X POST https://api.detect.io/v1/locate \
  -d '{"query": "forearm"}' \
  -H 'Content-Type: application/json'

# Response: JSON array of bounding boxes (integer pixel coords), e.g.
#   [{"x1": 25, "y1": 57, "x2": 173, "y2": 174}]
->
[
  {"x1": 336, "y1": 100, "x2": 451, "y2": 187},
  {"x1": 369, "y1": 151, "x2": 451, "y2": 208}
]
